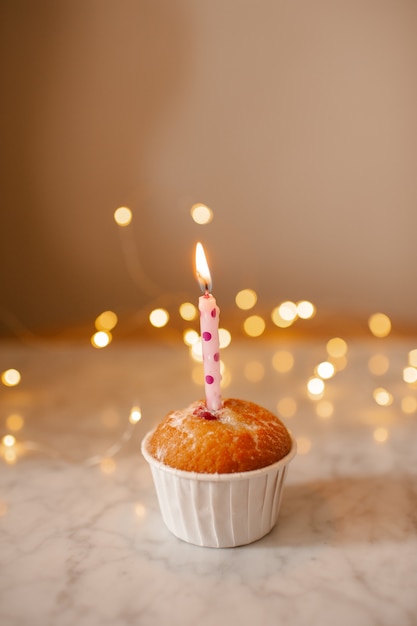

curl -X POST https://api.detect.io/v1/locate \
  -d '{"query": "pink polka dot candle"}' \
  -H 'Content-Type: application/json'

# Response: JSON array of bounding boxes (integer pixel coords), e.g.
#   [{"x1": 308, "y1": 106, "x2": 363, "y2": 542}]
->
[{"x1": 195, "y1": 242, "x2": 222, "y2": 411}]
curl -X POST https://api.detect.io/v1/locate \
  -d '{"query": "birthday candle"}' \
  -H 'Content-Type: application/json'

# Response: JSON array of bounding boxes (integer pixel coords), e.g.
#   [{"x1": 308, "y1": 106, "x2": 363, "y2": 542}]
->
[{"x1": 195, "y1": 242, "x2": 222, "y2": 411}]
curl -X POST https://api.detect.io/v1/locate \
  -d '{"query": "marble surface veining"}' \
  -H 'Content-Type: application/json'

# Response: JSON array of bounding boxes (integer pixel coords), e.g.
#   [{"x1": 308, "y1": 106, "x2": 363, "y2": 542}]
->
[{"x1": 0, "y1": 339, "x2": 417, "y2": 626}]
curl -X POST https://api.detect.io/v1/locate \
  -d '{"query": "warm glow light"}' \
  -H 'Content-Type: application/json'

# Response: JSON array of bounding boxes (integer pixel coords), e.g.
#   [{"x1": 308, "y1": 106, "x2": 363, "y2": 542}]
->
[
  {"x1": 373, "y1": 387, "x2": 393, "y2": 406},
  {"x1": 315, "y1": 400, "x2": 334, "y2": 419},
  {"x1": 326, "y1": 337, "x2": 348, "y2": 358},
  {"x1": 219, "y1": 328, "x2": 232, "y2": 348},
  {"x1": 272, "y1": 350, "x2": 294, "y2": 373},
  {"x1": 278, "y1": 301, "x2": 298, "y2": 322},
  {"x1": 296, "y1": 301, "x2": 316, "y2": 319},
  {"x1": 95, "y1": 310, "x2": 118, "y2": 331},
  {"x1": 129, "y1": 406, "x2": 142, "y2": 424},
  {"x1": 277, "y1": 397, "x2": 297, "y2": 418},
  {"x1": 316, "y1": 361, "x2": 335, "y2": 380},
  {"x1": 4, "y1": 449, "x2": 17, "y2": 465},
  {"x1": 297, "y1": 436, "x2": 312, "y2": 455},
  {"x1": 100, "y1": 458, "x2": 116, "y2": 474},
  {"x1": 2, "y1": 435, "x2": 16, "y2": 448},
  {"x1": 402, "y1": 396, "x2": 417, "y2": 414},
  {"x1": 183, "y1": 329, "x2": 199, "y2": 346},
  {"x1": 179, "y1": 302, "x2": 198, "y2": 321},
  {"x1": 368, "y1": 313, "x2": 391, "y2": 338},
  {"x1": 1, "y1": 369, "x2": 21, "y2": 387},
  {"x1": 368, "y1": 354, "x2": 390, "y2": 376},
  {"x1": 235, "y1": 289, "x2": 257, "y2": 310},
  {"x1": 220, "y1": 366, "x2": 232, "y2": 389},
  {"x1": 135, "y1": 502, "x2": 146, "y2": 518},
  {"x1": 149, "y1": 308, "x2": 169, "y2": 328},
  {"x1": 243, "y1": 315, "x2": 266, "y2": 337},
  {"x1": 191, "y1": 203, "x2": 213, "y2": 225},
  {"x1": 408, "y1": 349, "x2": 417, "y2": 367},
  {"x1": 190, "y1": 339, "x2": 203, "y2": 362},
  {"x1": 307, "y1": 377, "x2": 325, "y2": 396},
  {"x1": 114, "y1": 206, "x2": 132, "y2": 226},
  {"x1": 271, "y1": 307, "x2": 293, "y2": 328},
  {"x1": 195, "y1": 242, "x2": 212, "y2": 292},
  {"x1": 5, "y1": 414, "x2": 24, "y2": 432},
  {"x1": 244, "y1": 361, "x2": 265, "y2": 382},
  {"x1": 403, "y1": 367, "x2": 417, "y2": 384},
  {"x1": 91, "y1": 331, "x2": 112, "y2": 348},
  {"x1": 373, "y1": 427, "x2": 389, "y2": 443}
]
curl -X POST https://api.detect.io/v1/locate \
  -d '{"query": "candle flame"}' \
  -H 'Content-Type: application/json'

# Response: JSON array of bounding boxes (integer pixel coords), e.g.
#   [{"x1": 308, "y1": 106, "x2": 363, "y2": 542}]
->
[{"x1": 195, "y1": 242, "x2": 212, "y2": 293}]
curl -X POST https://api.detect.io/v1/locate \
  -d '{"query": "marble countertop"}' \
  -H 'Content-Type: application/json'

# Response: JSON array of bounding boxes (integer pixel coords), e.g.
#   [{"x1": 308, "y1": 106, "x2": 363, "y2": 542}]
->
[{"x1": 1, "y1": 337, "x2": 417, "y2": 626}]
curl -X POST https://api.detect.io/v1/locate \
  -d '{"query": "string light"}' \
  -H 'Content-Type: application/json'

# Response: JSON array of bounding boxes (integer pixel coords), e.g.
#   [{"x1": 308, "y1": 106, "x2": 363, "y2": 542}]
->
[
  {"x1": 315, "y1": 400, "x2": 334, "y2": 419},
  {"x1": 307, "y1": 377, "x2": 325, "y2": 396},
  {"x1": 183, "y1": 329, "x2": 199, "y2": 346},
  {"x1": 278, "y1": 301, "x2": 298, "y2": 322},
  {"x1": 2, "y1": 435, "x2": 16, "y2": 448},
  {"x1": 271, "y1": 307, "x2": 293, "y2": 328},
  {"x1": 5, "y1": 414, "x2": 24, "y2": 432},
  {"x1": 218, "y1": 328, "x2": 232, "y2": 348},
  {"x1": 408, "y1": 349, "x2": 417, "y2": 367},
  {"x1": 326, "y1": 338, "x2": 348, "y2": 358},
  {"x1": 402, "y1": 396, "x2": 417, "y2": 414}
]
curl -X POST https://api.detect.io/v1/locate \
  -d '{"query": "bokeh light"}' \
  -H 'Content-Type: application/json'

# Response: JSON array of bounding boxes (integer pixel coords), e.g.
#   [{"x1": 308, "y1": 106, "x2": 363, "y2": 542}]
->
[
  {"x1": 277, "y1": 397, "x2": 297, "y2": 418},
  {"x1": 373, "y1": 427, "x2": 389, "y2": 443},
  {"x1": 179, "y1": 302, "x2": 198, "y2": 321},
  {"x1": 316, "y1": 361, "x2": 335, "y2": 380},
  {"x1": 401, "y1": 396, "x2": 417, "y2": 414},
  {"x1": 408, "y1": 349, "x2": 417, "y2": 367},
  {"x1": 2, "y1": 435, "x2": 16, "y2": 448},
  {"x1": 183, "y1": 329, "x2": 199, "y2": 346},
  {"x1": 243, "y1": 315, "x2": 266, "y2": 337},
  {"x1": 271, "y1": 307, "x2": 293, "y2": 328},
  {"x1": 368, "y1": 354, "x2": 390, "y2": 376},
  {"x1": 326, "y1": 338, "x2": 348, "y2": 358},
  {"x1": 244, "y1": 361, "x2": 265, "y2": 382},
  {"x1": 403, "y1": 367, "x2": 417, "y2": 384},
  {"x1": 373, "y1": 387, "x2": 393, "y2": 406},
  {"x1": 191, "y1": 203, "x2": 213, "y2": 225},
  {"x1": 91, "y1": 331, "x2": 112, "y2": 348},
  {"x1": 368, "y1": 313, "x2": 391, "y2": 338},
  {"x1": 278, "y1": 301, "x2": 298, "y2": 322},
  {"x1": 315, "y1": 400, "x2": 334, "y2": 419},
  {"x1": 235, "y1": 289, "x2": 257, "y2": 310},
  {"x1": 129, "y1": 406, "x2": 142, "y2": 424},
  {"x1": 95, "y1": 310, "x2": 118, "y2": 331},
  {"x1": 272, "y1": 350, "x2": 294, "y2": 373},
  {"x1": 219, "y1": 328, "x2": 232, "y2": 348},
  {"x1": 5, "y1": 414, "x2": 24, "y2": 432},
  {"x1": 149, "y1": 308, "x2": 169, "y2": 328},
  {"x1": 114, "y1": 206, "x2": 132, "y2": 226},
  {"x1": 307, "y1": 377, "x2": 325, "y2": 396},
  {"x1": 1, "y1": 369, "x2": 21, "y2": 387},
  {"x1": 100, "y1": 458, "x2": 116, "y2": 474},
  {"x1": 296, "y1": 301, "x2": 316, "y2": 319}
]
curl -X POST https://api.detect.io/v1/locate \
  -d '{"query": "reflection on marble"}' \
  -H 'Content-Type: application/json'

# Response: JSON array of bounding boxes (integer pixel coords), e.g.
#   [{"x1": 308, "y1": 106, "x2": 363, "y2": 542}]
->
[{"x1": 1, "y1": 339, "x2": 417, "y2": 626}]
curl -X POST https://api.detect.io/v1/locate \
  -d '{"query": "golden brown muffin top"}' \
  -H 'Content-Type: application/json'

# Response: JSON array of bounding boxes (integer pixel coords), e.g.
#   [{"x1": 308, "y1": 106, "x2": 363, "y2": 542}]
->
[{"x1": 146, "y1": 398, "x2": 292, "y2": 474}]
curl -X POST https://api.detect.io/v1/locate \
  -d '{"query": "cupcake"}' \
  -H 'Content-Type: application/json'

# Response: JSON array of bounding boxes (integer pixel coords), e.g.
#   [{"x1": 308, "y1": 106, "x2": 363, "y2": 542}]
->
[{"x1": 141, "y1": 397, "x2": 296, "y2": 548}]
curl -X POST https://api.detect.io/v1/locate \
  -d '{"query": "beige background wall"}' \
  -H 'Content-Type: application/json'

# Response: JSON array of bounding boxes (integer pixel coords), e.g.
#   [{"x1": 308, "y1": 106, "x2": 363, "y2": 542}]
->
[{"x1": 1, "y1": 0, "x2": 416, "y2": 336}]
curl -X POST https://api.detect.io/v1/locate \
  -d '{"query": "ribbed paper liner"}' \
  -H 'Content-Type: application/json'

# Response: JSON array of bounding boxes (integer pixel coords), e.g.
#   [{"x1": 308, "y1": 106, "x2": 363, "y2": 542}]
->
[{"x1": 141, "y1": 431, "x2": 296, "y2": 548}]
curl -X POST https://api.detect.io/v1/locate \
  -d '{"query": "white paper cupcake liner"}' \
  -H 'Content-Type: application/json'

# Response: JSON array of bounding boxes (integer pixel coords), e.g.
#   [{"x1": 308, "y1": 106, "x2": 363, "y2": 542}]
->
[{"x1": 141, "y1": 430, "x2": 296, "y2": 548}]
